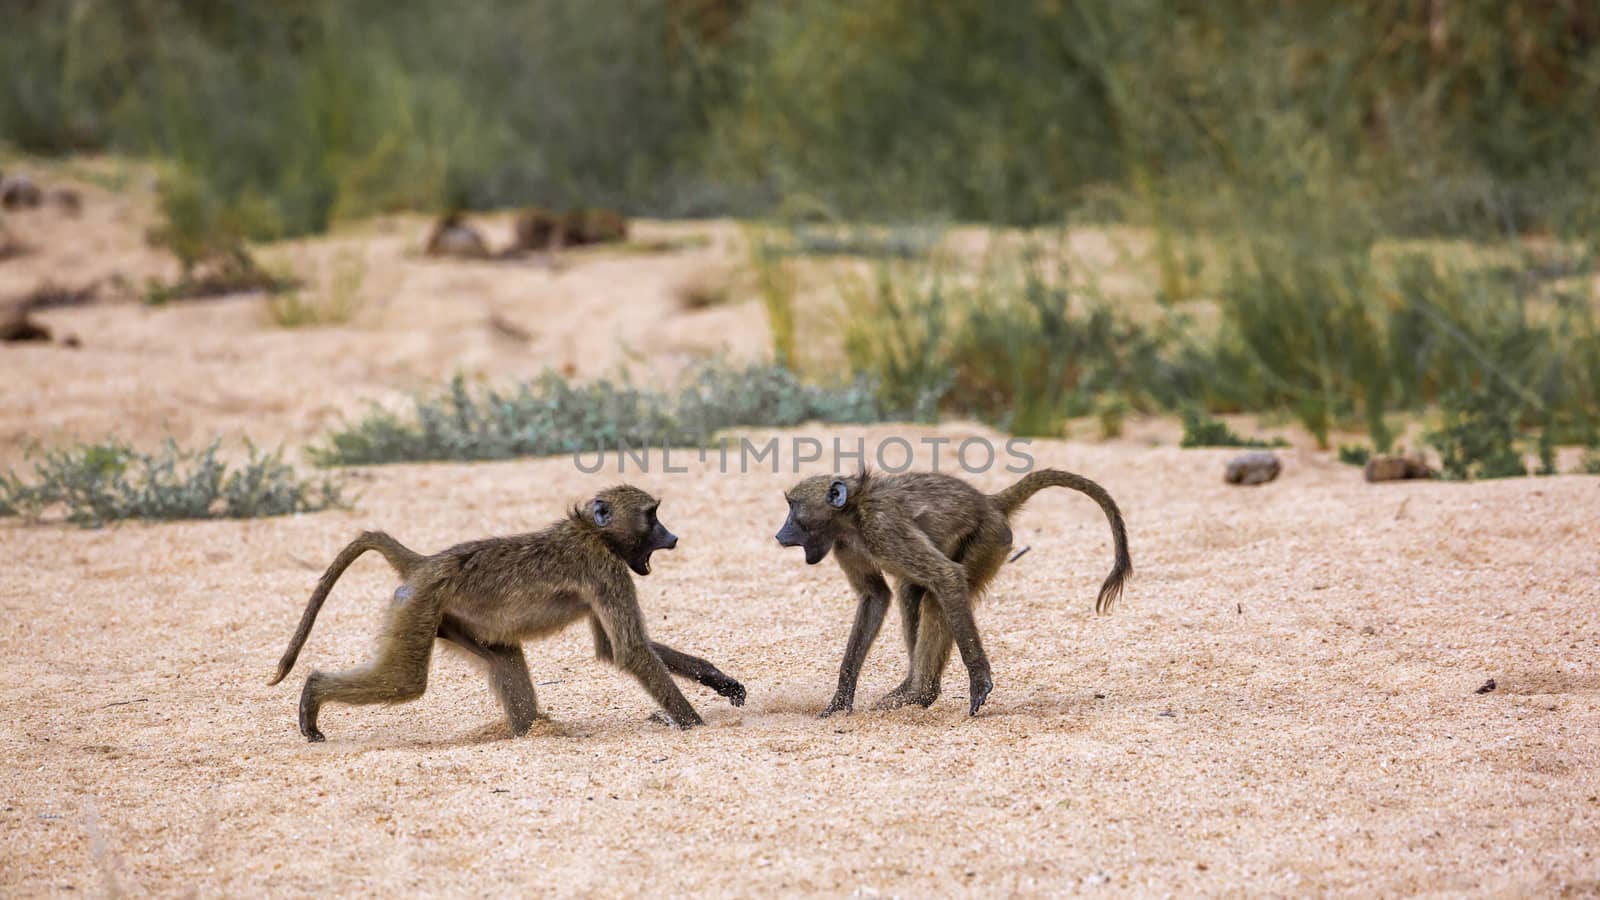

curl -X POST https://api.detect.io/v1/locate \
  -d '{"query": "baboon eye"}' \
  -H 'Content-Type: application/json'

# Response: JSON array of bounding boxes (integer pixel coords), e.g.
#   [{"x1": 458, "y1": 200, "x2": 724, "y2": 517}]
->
[
  {"x1": 827, "y1": 480, "x2": 848, "y2": 509},
  {"x1": 590, "y1": 499, "x2": 611, "y2": 527}
]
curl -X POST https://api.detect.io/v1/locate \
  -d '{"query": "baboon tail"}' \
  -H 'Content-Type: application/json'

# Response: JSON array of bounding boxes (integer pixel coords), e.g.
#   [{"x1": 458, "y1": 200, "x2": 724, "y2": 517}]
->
[
  {"x1": 991, "y1": 468, "x2": 1132, "y2": 614},
  {"x1": 268, "y1": 531, "x2": 425, "y2": 685}
]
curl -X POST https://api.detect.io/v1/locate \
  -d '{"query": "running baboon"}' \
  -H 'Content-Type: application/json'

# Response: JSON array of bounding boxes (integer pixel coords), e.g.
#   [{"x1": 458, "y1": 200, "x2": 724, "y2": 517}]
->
[
  {"x1": 775, "y1": 469, "x2": 1131, "y2": 717},
  {"x1": 270, "y1": 485, "x2": 746, "y2": 742}
]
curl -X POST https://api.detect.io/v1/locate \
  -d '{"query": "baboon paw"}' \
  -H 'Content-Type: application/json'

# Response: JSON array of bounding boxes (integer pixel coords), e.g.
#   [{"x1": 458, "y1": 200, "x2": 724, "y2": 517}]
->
[
  {"x1": 303, "y1": 727, "x2": 325, "y2": 743},
  {"x1": 967, "y1": 672, "x2": 994, "y2": 716},
  {"x1": 717, "y1": 678, "x2": 747, "y2": 707}
]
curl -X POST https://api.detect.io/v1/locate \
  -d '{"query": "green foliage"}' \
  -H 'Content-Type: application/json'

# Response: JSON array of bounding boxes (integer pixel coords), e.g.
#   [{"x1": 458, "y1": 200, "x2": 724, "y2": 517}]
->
[
  {"x1": 1179, "y1": 409, "x2": 1287, "y2": 449},
  {"x1": 0, "y1": 439, "x2": 345, "y2": 528},
  {"x1": 310, "y1": 363, "x2": 892, "y2": 467},
  {"x1": 1337, "y1": 445, "x2": 1372, "y2": 467},
  {"x1": 1425, "y1": 389, "x2": 1529, "y2": 481}
]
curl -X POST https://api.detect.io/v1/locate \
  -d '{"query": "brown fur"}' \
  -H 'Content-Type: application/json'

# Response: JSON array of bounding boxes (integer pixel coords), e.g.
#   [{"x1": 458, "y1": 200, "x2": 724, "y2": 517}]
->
[
  {"x1": 270, "y1": 485, "x2": 745, "y2": 742},
  {"x1": 776, "y1": 468, "x2": 1131, "y2": 717}
]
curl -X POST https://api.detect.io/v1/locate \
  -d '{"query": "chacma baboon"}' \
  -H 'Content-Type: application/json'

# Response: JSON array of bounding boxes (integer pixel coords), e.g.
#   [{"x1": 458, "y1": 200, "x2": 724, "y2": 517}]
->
[
  {"x1": 270, "y1": 485, "x2": 746, "y2": 742},
  {"x1": 775, "y1": 469, "x2": 1131, "y2": 717}
]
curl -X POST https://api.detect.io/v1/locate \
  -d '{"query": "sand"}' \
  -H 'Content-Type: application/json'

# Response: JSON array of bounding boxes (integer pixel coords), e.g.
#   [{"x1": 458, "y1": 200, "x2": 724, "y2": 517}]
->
[{"x1": 2, "y1": 166, "x2": 1599, "y2": 897}]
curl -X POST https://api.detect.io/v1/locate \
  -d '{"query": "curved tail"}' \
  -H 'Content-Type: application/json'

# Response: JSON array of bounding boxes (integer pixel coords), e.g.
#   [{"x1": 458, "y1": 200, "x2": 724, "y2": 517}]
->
[
  {"x1": 991, "y1": 468, "x2": 1132, "y2": 614},
  {"x1": 268, "y1": 531, "x2": 425, "y2": 685}
]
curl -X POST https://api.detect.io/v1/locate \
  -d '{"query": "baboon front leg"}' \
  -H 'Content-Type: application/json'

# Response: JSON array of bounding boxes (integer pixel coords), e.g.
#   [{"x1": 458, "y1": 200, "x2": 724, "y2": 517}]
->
[
  {"x1": 593, "y1": 607, "x2": 703, "y2": 727},
  {"x1": 651, "y1": 643, "x2": 747, "y2": 707},
  {"x1": 437, "y1": 616, "x2": 540, "y2": 736},
  {"x1": 299, "y1": 588, "x2": 445, "y2": 742},
  {"x1": 822, "y1": 570, "x2": 892, "y2": 717}
]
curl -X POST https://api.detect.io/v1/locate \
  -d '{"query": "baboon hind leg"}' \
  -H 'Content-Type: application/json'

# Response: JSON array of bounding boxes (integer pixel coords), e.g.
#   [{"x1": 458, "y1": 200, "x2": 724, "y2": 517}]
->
[
  {"x1": 873, "y1": 583, "x2": 930, "y2": 709},
  {"x1": 876, "y1": 593, "x2": 952, "y2": 710},
  {"x1": 437, "y1": 615, "x2": 541, "y2": 736},
  {"x1": 298, "y1": 588, "x2": 445, "y2": 742}
]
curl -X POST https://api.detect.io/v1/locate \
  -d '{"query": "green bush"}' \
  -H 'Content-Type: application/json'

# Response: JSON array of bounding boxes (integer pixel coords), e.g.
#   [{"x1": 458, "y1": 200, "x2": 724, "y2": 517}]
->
[
  {"x1": 310, "y1": 363, "x2": 894, "y2": 467},
  {"x1": 0, "y1": 439, "x2": 346, "y2": 527},
  {"x1": 1337, "y1": 445, "x2": 1371, "y2": 467}
]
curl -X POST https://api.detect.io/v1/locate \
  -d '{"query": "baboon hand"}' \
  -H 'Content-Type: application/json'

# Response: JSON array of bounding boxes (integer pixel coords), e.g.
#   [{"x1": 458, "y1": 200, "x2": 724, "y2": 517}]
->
[
  {"x1": 700, "y1": 673, "x2": 746, "y2": 707},
  {"x1": 967, "y1": 670, "x2": 994, "y2": 717}
]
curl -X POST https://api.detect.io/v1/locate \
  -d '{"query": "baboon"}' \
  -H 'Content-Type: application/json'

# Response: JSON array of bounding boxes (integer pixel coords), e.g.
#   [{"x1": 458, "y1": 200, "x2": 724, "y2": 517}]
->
[
  {"x1": 775, "y1": 469, "x2": 1131, "y2": 717},
  {"x1": 270, "y1": 485, "x2": 746, "y2": 742}
]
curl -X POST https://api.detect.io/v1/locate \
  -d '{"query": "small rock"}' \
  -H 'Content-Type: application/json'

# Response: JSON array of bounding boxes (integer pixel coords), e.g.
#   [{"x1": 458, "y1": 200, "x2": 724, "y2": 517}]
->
[
  {"x1": 511, "y1": 206, "x2": 559, "y2": 251},
  {"x1": 1475, "y1": 678, "x2": 1496, "y2": 695},
  {"x1": 0, "y1": 175, "x2": 43, "y2": 209},
  {"x1": 1365, "y1": 454, "x2": 1434, "y2": 482},
  {"x1": 48, "y1": 188, "x2": 83, "y2": 215},
  {"x1": 423, "y1": 212, "x2": 491, "y2": 259},
  {"x1": 0, "y1": 311, "x2": 50, "y2": 342},
  {"x1": 1224, "y1": 451, "x2": 1280, "y2": 485}
]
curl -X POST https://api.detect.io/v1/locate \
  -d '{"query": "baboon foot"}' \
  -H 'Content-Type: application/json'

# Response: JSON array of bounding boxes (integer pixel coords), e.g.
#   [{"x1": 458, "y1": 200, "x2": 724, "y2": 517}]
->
[
  {"x1": 818, "y1": 695, "x2": 853, "y2": 718},
  {"x1": 298, "y1": 677, "x2": 325, "y2": 742},
  {"x1": 646, "y1": 710, "x2": 700, "y2": 729},
  {"x1": 872, "y1": 682, "x2": 939, "y2": 711}
]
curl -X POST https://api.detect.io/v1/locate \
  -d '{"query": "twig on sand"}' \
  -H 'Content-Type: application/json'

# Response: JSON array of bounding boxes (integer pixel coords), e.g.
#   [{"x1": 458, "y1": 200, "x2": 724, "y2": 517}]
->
[
  {"x1": 1007, "y1": 546, "x2": 1032, "y2": 563},
  {"x1": 102, "y1": 698, "x2": 147, "y2": 709}
]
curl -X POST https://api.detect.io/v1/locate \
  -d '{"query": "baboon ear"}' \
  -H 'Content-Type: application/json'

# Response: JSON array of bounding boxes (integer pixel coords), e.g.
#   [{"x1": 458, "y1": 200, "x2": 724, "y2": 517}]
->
[
  {"x1": 590, "y1": 498, "x2": 611, "y2": 527},
  {"x1": 827, "y1": 480, "x2": 848, "y2": 509}
]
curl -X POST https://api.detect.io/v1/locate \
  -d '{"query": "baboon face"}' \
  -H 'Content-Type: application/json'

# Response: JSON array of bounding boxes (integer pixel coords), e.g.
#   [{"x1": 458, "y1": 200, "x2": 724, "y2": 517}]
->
[
  {"x1": 589, "y1": 486, "x2": 677, "y2": 576},
  {"x1": 776, "y1": 475, "x2": 850, "y2": 565}
]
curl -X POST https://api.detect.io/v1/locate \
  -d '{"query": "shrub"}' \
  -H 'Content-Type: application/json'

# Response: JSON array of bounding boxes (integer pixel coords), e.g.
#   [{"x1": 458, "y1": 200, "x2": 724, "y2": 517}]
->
[
  {"x1": 0, "y1": 439, "x2": 346, "y2": 527},
  {"x1": 1425, "y1": 388, "x2": 1529, "y2": 481}
]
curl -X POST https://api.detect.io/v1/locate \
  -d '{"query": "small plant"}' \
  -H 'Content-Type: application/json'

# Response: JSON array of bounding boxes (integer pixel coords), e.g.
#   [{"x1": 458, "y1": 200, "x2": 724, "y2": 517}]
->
[
  {"x1": 1580, "y1": 449, "x2": 1600, "y2": 475},
  {"x1": 1337, "y1": 444, "x2": 1371, "y2": 466},
  {"x1": 1179, "y1": 408, "x2": 1288, "y2": 449},
  {"x1": 265, "y1": 253, "x2": 366, "y2": 327},
  {"x1": 1096, "y1": 393, "x2": 1130, "y2": 439},
  {"x1": 0, "y1": 438, "x2": 345, "y2": 527}
]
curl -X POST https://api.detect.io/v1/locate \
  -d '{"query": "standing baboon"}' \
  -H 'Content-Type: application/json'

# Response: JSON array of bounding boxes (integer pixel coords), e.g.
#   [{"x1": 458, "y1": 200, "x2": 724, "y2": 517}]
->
[
  {"x1": 775, "y1": 469, "x2": 1131, "y2": 717},
  {"x1": 270, "y1": 485, "x2": 746, "y2": 742}
]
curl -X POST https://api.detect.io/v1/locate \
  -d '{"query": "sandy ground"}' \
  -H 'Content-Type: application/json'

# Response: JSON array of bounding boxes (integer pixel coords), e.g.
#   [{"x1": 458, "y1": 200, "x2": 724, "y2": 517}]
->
[{"x1": 2, "y1": 164, "x2": 1599, "y2": 896}]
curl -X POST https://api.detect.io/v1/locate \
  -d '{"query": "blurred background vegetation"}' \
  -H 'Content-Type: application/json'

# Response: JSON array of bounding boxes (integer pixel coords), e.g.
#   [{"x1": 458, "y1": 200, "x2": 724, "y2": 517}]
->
[{"x1": 4, "y1": 0, "x2": 1599, "y2": 473}]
